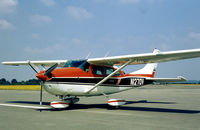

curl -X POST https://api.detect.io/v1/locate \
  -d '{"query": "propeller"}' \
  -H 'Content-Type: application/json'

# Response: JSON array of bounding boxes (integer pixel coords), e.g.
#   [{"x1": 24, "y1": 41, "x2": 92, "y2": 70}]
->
[
  {"x1": 28, "y1": 62, "x2": 58, "y2": 105},
  {"x1": 44, "y1": 63, "x2": 58, "y2": 78},
  {"x1": 40, "y1": 63, "x2": 58, "y2": 105}
]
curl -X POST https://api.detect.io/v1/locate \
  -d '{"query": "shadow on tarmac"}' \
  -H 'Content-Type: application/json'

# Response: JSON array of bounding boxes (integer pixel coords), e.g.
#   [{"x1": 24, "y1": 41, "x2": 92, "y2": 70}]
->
[
  {"x1": 6, "y1": 100, "x2": 200, "y2": 114},
  {"x1": 7, "y1": 101, "x2": 50, "y2": 105},
  {"x1": 125, "y1": 100, "x2": 176, "y2": 105}
]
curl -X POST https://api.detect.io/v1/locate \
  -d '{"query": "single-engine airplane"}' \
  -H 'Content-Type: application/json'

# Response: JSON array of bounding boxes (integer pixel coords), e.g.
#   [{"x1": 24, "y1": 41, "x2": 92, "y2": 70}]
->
[{"x1": 2, "y1": 48, "x2": 200, "y2": 109}]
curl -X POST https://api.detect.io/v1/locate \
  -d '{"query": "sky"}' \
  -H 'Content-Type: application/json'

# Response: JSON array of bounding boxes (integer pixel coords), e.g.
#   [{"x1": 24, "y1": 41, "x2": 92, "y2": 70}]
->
[{"x1": 1, "y1": 0, "x2": 200, "y2": 81}]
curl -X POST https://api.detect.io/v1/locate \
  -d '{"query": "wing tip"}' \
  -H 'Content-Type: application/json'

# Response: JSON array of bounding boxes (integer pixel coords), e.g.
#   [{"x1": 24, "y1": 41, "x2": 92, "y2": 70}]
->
[{"x1": 2, "y1": 62, "x2": 19, "y2": 66}]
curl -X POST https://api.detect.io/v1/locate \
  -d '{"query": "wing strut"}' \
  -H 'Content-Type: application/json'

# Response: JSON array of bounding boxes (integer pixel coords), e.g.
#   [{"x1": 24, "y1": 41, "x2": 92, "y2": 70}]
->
[
  {"x1": 85, "y1": 59, "x2": 133, "y2": 94},
  {"x1": 28, "y1": 61, "x2": 40, "y2": 73}
]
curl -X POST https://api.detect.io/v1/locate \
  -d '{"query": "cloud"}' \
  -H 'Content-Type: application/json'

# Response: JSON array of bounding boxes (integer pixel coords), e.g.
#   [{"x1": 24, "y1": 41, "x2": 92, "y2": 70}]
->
[
  {"x1": 188, "y1": 32, "x2": 200, "y2": 40},
  {"x1": 66, "y1": 6, "x2": 93, "y2": 19},
  {"x1": 118, "y1": 0, "x2": 160, "y2": 4},
  {"x1": 24, "y1": 44, "x2": 62, "y2": 55},
  {"x1": 40, "y1": 0, "x2": 55, "y2": 7},
  {"x1": 0, "y1": 0, "x2": 18, "y2": 15},
  {"x1": 0, "y1": 19, "x2": 14, "y2": 30},
  {"x1": 23, "y1": 38, "x2": 91, "y2": 59},
  {"x1": 31, "y1": 33, "x2": 40, "y2": 39},
  {"x1": 30, "y1": 15, "x2": 52, "y2": 26},
  {"x1": 160, "y1": 43, "x2": 169, "y2": 50},
  {"x1": 119, "y1": 0, "x2": 141, "y2": 4}
]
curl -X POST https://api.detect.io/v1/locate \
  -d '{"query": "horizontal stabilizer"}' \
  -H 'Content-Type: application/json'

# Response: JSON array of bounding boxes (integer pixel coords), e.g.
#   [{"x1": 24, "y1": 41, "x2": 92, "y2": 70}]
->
[{"x1": 146, "y1": 76, "x2": 187, "y2": 83}]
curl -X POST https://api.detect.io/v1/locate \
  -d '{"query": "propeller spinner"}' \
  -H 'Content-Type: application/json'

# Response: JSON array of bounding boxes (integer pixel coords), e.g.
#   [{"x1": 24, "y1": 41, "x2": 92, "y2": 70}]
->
[{"x1": 36, "y1": 63, "x2": 58, "y2": 81}]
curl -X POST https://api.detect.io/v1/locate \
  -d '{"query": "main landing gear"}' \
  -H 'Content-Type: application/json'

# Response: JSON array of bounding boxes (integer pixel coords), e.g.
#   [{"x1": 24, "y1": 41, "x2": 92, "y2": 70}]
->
[
  {"x1": 50, "y1": 95, "x2": 126, "y2": 109},
  {"x1": 102, "y1": 93, "x2": 126, "y2": 107},
  {"x1": 50, "y1": 96, "x2": 80, "y2": 109},
  {"x1": 107, "y1": 98, "x2": 126, "y2": 107}
]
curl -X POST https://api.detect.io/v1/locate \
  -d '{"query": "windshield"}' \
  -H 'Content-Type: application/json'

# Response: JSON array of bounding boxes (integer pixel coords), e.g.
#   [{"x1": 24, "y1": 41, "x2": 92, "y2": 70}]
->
[{"x1": 63, "y1": 60, "x2": 89, "y2": 72}]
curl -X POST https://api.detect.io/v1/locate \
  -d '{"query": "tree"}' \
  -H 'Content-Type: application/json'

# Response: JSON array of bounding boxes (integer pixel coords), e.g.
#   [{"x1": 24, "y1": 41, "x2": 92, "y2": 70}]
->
[
  {"x1": 11, "y1": 79, "x2": 18, "y2": 85},
  {"x1": 0, "y1": 78, "x2": 10, "y2": 85},
  {"x1": 0, "y1": 78, "x2": 6, "y2": 84}
]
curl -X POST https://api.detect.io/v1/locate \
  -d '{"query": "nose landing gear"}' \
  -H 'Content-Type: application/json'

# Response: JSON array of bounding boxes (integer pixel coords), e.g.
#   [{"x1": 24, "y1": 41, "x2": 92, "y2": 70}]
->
[{"x1": 50, "y1": 96, "x2": 80, "y2": 109}]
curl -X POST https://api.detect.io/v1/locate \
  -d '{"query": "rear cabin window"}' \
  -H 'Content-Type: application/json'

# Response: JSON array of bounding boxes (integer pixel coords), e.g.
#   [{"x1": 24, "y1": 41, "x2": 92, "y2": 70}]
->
[
  {"x1": 92, "y1": 65, "x2": 105, "y2": 76},
  {"x1": 106, "y1": 67, "x2": 121, "y2": 76}
]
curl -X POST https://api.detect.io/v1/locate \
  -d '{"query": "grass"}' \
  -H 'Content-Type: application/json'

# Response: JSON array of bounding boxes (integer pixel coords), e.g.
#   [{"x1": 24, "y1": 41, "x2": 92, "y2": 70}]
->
[
  {"x1": 1, "y1": 84, "x2": 200, "y2": 91},
  {"x1": 0, "y1": 85, "x2": 41, "y2": 90}
]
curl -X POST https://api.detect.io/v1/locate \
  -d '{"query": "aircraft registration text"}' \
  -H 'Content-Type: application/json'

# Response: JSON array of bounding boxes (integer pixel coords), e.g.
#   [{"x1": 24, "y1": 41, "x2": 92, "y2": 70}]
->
[{"x1": 130, "y1": 78, "x2": 145, "y2": 86}]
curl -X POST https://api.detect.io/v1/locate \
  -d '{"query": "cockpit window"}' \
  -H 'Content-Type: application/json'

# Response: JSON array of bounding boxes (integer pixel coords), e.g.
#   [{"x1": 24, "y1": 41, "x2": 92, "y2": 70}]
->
[
  {"x1": 63, "y1": 60, "x2": 89, "y2": 72},
  {"x1": 80, "y1": 62, "x2": 89, "y2": 72}
]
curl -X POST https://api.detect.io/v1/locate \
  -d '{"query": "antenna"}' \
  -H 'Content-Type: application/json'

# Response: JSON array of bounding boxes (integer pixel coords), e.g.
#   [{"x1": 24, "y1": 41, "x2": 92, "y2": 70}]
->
[
  {"x1": 85, "y1": 52, "x2": 92, "y2": 59},
  {"x1": 104, "y1": 51, "x2": 110, "y2": 57}
]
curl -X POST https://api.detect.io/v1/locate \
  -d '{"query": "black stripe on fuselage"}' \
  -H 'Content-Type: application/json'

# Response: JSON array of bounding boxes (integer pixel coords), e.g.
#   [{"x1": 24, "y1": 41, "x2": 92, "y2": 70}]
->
[
  {"x1": 49, "y1": 77, "x2": 119, "y2": 85},
  {"x1": 44, "y1": 81, "x2": 139, "y2": 88},
  {"x1": 47, "y1": 77, "x2": 153, "y2": 87}
]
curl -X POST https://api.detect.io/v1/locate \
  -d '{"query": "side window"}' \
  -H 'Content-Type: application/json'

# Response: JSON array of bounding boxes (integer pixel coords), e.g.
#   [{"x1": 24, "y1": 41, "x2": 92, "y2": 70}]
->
[
  {"x1": 92, "y1": 65, "x2": 105, "y2": 75},
  {"x1": 106, "y1": 68, "x2": 114, "y2": 75},
  {"x1": 115, "y1": 71, "x2": 121, "y2": 76},
  {"x1": 106, "y1": 67, "x2": 121, "y2": 76}
]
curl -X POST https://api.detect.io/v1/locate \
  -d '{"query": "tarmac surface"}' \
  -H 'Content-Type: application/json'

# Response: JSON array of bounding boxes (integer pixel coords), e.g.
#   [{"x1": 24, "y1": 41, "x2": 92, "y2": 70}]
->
[{"x1": 0, "y1": 85, "x2": 200, "y2": 130}]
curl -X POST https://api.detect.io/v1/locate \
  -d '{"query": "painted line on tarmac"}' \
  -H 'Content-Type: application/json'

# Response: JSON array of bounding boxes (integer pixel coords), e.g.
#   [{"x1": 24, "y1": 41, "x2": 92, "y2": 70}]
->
[{"x1": 0, "y1": 103, "x2": 50, "y2": 109}]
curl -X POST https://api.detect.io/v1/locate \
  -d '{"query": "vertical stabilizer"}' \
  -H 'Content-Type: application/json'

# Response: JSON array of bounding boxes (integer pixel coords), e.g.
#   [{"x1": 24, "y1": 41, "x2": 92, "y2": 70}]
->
[{"x1": 130, "y1": 48, "x2": 159, "y2": 78}]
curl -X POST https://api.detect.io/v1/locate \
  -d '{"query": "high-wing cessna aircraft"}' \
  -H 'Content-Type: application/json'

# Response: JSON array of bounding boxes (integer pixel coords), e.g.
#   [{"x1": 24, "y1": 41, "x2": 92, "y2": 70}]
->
[{"x1": 2, "y1": 48, "x2": 200, "y2": 108}]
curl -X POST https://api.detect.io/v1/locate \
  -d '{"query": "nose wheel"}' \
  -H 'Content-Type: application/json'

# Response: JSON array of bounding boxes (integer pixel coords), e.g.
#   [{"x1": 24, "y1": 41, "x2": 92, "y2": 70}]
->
[
  {"x1": 50, "y1": 101, "x2": 69, "y2": 109},
  {"x1": 50, "y1": 96, "x2": 80, "y2": 109}
]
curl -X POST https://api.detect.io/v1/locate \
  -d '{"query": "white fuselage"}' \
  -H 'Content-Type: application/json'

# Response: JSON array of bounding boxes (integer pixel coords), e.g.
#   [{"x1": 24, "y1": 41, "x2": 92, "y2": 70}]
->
[{"x1": 43, "y1": 82, "x2": 133, "y2": 96}]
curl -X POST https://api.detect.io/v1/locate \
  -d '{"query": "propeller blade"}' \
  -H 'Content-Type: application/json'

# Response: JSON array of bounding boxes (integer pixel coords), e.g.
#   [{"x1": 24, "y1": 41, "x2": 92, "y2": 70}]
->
[
  {"x1": 40, "y1": 82, "x2": 43, "y2": 105},
  {"x1": 44, "y1": 63, "x2": 58, "y2": 78}
]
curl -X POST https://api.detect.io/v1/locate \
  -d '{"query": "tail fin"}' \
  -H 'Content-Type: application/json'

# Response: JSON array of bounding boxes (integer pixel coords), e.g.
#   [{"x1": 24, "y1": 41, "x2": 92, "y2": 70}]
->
[
  {"x1": 130, "y1": 48, "x2": 159, "y2": 78},
  {"x1": 130, "y1": 63, "x2": 157, "y2": 78}
]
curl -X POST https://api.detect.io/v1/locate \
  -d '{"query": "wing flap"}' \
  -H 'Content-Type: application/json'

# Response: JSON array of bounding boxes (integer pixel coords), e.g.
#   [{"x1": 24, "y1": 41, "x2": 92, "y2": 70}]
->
[{"x1": 88, "y1": 48, "x2": 200, "y2": 66}]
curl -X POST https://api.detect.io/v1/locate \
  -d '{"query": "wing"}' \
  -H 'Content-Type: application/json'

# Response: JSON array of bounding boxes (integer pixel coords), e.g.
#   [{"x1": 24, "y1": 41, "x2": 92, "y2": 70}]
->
[
  {"x1": 2, "y1": 60, "x2": 67, "y2": 67},
  {"x1": 146, "y1": 76, "x2": 187, "y2": 83},
  {"x1": 87, "y1": 48, "x2": 200, "y2": 66},
  {"x1": 3, "y1": 48, "x2": 200, "y2": 67}
]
